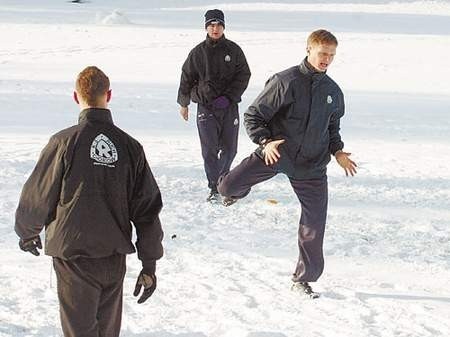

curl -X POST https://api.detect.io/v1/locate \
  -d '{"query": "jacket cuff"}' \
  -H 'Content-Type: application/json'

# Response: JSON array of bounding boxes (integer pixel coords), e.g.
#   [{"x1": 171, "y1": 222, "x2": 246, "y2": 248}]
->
[
  {"x1": 258, "y1": 135, "x2": 272, "y2": 145},
  {"x1": 330, "y1": 142, "x2": 344, "y2": 156},
  {"x1": 259, "y1": 137, "x2": 272, "y2": 146},
  {"x1": 142, "y1": 260, "x2": 156, "y2": 275},
  {"x1": 177, "y1": 95, "x2": 191, "y2": 107},
  {"x1": 331, "y1": 147, "x2": 343, "y2": 156}
]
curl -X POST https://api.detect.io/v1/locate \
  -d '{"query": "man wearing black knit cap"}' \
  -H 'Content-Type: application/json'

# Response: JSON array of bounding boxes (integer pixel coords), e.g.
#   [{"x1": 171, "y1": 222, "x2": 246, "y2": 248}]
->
[{"x1": 177, "y1": 9, "x2": 251, "y2": 202}]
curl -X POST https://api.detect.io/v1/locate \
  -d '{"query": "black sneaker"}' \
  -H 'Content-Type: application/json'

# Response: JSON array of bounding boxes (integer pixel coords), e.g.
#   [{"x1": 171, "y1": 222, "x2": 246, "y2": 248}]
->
[
  {"x1": 206, "y1": 189, "x2": 220, "y2": 203},
  {"x1": 291, "y1": 281, "x2": 320, "y2": 299},
  {"x1": 222, "y1": 196, "x2": 237, "y2": 207}
]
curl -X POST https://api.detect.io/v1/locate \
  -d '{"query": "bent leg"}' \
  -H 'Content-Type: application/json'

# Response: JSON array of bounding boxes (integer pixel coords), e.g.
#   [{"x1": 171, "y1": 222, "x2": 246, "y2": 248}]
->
[{"x1": 218, "y1": 152, "x2": 277, "y2": 199}]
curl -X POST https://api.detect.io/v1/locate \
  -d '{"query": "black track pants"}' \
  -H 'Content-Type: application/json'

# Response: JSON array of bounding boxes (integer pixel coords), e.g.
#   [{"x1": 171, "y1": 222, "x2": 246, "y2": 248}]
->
[
  {"x1": 197, "y1": 103, "x2": 239, "y2": 189},
  {"x1": 53, "y1": 254, "x2": 126, "y2": 337}
]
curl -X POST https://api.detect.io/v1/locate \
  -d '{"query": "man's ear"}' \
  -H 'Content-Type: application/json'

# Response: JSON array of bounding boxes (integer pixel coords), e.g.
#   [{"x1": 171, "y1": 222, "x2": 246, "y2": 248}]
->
[
  {"x1": 106, "y1": 89, "x2": 112, "y2": 103},
  {"x1": 73, "y1": 91, "x2": 79, "y2": 104}
]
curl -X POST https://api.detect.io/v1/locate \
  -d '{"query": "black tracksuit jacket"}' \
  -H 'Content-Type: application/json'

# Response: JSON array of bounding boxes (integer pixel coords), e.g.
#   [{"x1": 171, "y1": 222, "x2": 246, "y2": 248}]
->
[
  {"x1": 177, "y1": 35, "x2": 251, "y2": 107},
  {"x1": 244, "y1": 58, "x2": 345, "y2": 180},
  {"x1": 15, "y1": 108, "x2": 163, "y2": 274}
]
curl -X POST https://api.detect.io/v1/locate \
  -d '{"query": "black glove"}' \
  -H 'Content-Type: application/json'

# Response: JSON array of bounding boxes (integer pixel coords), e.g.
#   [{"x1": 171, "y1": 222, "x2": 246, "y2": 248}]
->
[
  {"x1": 19, "y1": 236, "x2": 42, "y2": 256},
  {"x1": 133, "y1": 271, "x2": 157, "y2": 304}
]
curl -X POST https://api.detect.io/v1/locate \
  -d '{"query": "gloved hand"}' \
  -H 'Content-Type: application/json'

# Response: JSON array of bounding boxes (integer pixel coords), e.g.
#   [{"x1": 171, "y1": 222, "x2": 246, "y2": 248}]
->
[
  {"x1": 133, "y1": 271, "x2": 157, "y2": 304},
  {"x1": 19, "y1": 236, "x2": 42, "y2": 256},
  {"x1": 212, "y1": 96, "x2": 230, "y2": 109}
]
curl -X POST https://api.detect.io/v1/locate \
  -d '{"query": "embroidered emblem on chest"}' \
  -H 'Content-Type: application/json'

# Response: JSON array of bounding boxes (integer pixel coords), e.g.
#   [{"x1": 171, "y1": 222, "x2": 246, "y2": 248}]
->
[
  {"x1": 327, "y1": 95, "x2": 333, "y2": 104},
  {"x1": 225, "y1": 55, "x2": 231, "y2": 62}
]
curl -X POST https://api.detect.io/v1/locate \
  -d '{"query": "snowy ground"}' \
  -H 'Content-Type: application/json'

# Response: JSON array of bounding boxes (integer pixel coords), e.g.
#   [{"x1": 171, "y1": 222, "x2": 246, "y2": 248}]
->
[{"x1": 1, "y1": 1, "x2": 450, "y2": 336}]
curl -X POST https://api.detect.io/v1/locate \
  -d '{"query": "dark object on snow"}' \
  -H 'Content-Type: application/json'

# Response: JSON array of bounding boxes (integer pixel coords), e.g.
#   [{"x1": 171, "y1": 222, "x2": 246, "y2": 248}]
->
[{"x1": 171, "y1": 234, "x2": 177, "y2": 239}]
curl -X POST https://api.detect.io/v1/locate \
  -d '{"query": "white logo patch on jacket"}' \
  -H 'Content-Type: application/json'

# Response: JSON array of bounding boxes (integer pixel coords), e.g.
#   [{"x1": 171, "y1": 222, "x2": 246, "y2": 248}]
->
[
  {"x1": 90, "y1": 134, "x2": 118, "y2": 167},
  {"x1": 327, "y1": 95, "x2": 333, "y2": 104},
  {"x1": 225, "y1": 55, "x2": 231, "y2": 62}
]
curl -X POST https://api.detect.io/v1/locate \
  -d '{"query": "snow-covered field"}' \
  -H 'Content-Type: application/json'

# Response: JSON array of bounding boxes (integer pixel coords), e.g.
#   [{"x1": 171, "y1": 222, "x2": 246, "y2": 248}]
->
[{"x1": 1, "y1": 1, "x2": 450, "y2": 336}]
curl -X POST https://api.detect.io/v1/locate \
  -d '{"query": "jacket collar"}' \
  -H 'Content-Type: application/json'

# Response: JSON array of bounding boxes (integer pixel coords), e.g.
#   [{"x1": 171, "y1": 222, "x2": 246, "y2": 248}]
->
[
  {"x1": 206, "y1": 34, "x2": 226, "y2": 47},
  {"x1": 78, "y1": 108, "x2": 113, "y2": 124},
  {"x1": 299, "y1": 57, "x2": 327, "y2": 82}
]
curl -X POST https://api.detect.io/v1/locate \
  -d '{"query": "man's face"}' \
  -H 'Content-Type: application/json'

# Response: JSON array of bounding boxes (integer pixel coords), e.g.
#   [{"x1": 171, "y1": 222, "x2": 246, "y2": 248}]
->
[
  {"x1": 306, "y1": 43, "x2": 337, "y2": 72},
  {"x1": 206, "y1": 23, "x2": 224, "y2": 40}
]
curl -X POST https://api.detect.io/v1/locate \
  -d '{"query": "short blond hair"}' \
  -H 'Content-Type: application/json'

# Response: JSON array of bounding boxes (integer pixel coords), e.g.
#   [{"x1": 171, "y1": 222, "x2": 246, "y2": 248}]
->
[
  {"x1": 76, "y1": 66, "x2": 110, "y2": 106},
  {"x1": 307, "y1": 29, "x2": 338, "y2": 47}
]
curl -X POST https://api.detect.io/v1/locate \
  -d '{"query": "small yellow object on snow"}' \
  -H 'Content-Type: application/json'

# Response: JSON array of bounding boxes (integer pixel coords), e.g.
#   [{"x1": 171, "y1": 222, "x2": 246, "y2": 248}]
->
[{"x1": 267, "y1": 199, "x2": 278, "y2": 204}]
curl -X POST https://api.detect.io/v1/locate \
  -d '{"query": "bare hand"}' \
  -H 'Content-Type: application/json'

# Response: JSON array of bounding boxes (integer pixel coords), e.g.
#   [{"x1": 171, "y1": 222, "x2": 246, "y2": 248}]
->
[
  {"x1": 335, "y1": 150, "x2": 357, "y2": 176},
  {"x1": 180, "y1": 106, "x2": 189, "y2": 121},
  {"x1": 263, "y1": 139, "x2": 285, "y2": 166}
]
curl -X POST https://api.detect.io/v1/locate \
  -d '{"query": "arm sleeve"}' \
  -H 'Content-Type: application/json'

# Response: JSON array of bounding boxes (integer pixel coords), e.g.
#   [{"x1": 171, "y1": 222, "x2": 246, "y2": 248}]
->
[
  {"x1": 244, "y1": 75, "x2": 293, "y2": 144},
  {"x1": 15, "y1": 136, "x2": 64, "y2": 240},
  {"x1": 223, "y1": 46, "x2": 251, "y2": 103},
  {"x1": 177, "y1": 50, "x2": 197, "y2": 107},
  {"x1": 130, "y1": 149, "x2": 164, "y2": 275},
  {"x1": 329, "y1": 90, "x2": 345, "y2": 155}
]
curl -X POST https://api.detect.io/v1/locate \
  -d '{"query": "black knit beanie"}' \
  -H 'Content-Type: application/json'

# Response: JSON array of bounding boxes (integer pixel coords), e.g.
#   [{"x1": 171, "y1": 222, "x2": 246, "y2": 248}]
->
[{"x1": 205, "y1": 9, "x2": 225, "y2": 29}]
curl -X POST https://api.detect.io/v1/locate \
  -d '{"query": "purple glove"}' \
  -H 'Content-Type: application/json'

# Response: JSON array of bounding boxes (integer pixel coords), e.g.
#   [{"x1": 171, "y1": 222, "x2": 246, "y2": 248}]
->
[{"x1": 212, "y1": 96, "x2": 230, "y2": 109}]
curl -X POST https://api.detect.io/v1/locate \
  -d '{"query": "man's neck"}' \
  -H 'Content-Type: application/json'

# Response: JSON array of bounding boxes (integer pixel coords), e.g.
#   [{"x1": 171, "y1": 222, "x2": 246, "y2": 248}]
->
[{"x1": 79, "y1": 103, "x2": 108, "y2": 111}]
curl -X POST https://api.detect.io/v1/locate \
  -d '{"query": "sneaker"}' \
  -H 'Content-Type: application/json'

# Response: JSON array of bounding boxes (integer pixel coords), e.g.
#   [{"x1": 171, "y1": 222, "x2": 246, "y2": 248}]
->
[
  {"x1": 291, "y1": 281, "x2": 320, "y2": 299},
  {"x1": 222, "y1": 196, "x2": 237, "y2": 207},
  {"x1": 206, "y1": 189, "x2": 220, "y2": 203}
]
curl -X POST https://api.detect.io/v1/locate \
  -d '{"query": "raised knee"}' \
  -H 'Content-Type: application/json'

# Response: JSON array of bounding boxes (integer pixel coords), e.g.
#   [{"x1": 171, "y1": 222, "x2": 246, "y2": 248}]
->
[
  {"x1": 219, "y1": 171, "x2": 240, "y2": 197},
  {"x1": 217, "y1": 175, "x2": 231, "y2": 196}
]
